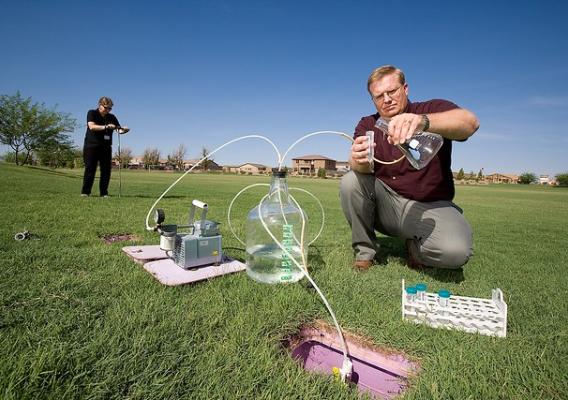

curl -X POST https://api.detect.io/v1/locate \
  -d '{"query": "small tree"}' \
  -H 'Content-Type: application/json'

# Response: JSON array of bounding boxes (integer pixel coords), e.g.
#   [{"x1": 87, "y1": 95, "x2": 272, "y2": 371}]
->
[
  {"x1": 169, "y1": 144, "x2": 186, "y2": 171},
  {"x1": 142, "y1": 147, "x2": 161, "y2": 169},
  {"x1": 519, "y1": 172, "x2": 537, "y2": 184},
  {"x1": 35, "y1": 139, "x2": 76, "y2": 168},
  {"x1": 317, "y1": 168, "x2": 327, "y2": 179},
  {"x1": 73, "y1": 148, "x2": 84, "y2": 169},
  {"x1": 0, "y1": 92, "x2": 76, "y2": 165},
  {"x1": 457, "y1": 168, "x2": 465, "y2": 180},
  {"x1": 114, "y1": 147, "x2": 133, "y2": 168},
  {"x1": 477, "y1": 169, "x2": 484, "y2": 181},
  {"x1": 2, "y1": 152, "x2": 27, "y2": 165},
  {"x1": 555, "y1": 172, "x2": 568, "y2": 187},
  {"x1": 200, "y1": 146, "x2": 213, "y2": 171}
]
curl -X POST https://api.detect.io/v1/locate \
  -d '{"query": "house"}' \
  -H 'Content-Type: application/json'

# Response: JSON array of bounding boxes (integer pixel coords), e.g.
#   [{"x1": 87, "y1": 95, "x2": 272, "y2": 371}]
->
[
  {"x1": 128, "y1": 157, "x2": 144, "y2": 169},
  {"x1": 236, "y1": 163, "x2": 269, "y2": 175},
  {"x1": 485, "y1": 173, "x2": 519, "y2": 184},
  {"x1": 222, "y1": 165, "x2": 240, "y2": 173},
  {"x1": 336, "y1": 161, "x2": 350, "y2": 172},
  {"x1": 292, "y1": 155, "x2": 336, "y2": 175},
  {"x1": 183, "y1": 159, "x2": 222, "y2": 171}
]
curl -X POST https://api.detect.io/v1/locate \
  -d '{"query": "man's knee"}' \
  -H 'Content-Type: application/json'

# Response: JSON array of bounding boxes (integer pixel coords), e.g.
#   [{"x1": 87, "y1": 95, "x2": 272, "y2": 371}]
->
[
  {"x1": 437, "y1": 234, "x2": 473, "y2": 269},
  {"x1": 340, "y1": 171, "x2": 360, "y2": 196}
]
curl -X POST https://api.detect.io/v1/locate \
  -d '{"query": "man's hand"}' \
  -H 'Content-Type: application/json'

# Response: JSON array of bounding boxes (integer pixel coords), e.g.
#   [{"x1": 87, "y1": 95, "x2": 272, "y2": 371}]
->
[
  {"x1": 350, "y1": 135, "x2": 375, "y2": 166},
  {"x1": 384, "y1": 113, "x2": 426, "y2": 145},
  {"x1": 106, "y1": 123, "x2": 117, "y2": 131}
]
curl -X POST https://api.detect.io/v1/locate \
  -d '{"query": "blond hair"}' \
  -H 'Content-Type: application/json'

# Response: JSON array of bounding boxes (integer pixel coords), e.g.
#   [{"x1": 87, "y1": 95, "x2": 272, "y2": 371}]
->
[
  {"x1": 367, "y1": 65, "x2": 406, "y2": 94},
  {"x1": 98, "y1": 96, "x2": 114, "y2": 108}
]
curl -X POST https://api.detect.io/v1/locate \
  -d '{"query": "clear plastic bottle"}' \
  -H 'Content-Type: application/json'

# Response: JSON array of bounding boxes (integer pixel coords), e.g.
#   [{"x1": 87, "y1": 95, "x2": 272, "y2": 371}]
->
[
  {"x1": 245, "y1": 169, "x2": 306, "y2": 284},
  {"x1": 375, "y1": 118, "x2": 444, "y2": 170}
]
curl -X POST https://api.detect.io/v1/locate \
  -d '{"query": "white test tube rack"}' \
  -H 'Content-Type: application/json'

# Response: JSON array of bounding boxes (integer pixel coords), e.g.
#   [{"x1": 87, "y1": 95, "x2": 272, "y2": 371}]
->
[{"x1": 401, "y1": 279, "x2": 508, "y2": 338}]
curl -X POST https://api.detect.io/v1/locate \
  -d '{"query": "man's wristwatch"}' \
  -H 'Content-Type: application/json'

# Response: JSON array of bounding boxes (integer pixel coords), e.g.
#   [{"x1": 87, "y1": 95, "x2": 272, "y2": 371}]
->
[{"x1": 421, "y1": 114, "x2": 430, "y2": 132}]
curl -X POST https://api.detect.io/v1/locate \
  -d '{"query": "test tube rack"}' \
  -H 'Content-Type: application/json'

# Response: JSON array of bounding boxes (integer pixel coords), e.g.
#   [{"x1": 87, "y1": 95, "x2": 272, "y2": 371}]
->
[{"x1": 401, "y1": 280, "x2": 508, "y2": 338}]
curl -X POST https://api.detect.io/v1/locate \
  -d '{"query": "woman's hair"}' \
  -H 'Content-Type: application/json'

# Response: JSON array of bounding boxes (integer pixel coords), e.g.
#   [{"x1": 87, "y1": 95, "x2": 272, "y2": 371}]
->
[{"x1": 98, "y1": 96, "x2": 114, "y2": 107}]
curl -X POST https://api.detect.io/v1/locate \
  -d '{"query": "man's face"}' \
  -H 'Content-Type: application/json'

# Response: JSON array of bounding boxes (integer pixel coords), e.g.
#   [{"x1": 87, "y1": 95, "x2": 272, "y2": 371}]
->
[
  {"x1": 98, "y1": 104, "x2": 112, "y2": 116},
  {"x1": 369, "y1": 73, "x2": 408, "y2": 118}
]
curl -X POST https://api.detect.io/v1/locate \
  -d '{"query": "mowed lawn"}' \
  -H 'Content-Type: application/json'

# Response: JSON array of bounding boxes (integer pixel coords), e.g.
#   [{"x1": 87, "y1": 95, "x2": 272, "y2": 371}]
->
[{"x1": 1, "y1": 162, "x2": 567, "y2": 400}]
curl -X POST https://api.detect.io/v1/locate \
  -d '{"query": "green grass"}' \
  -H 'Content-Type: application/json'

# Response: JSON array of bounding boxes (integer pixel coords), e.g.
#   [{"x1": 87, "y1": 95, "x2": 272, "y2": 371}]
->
[{"x1": 1, "y1": 162, "x2": 567, "y2": 399}]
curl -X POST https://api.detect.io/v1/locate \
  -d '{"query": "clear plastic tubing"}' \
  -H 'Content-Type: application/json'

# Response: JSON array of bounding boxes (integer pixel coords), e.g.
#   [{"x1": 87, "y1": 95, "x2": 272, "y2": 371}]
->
[{"x1": 415, "y1": 283, "x2": 427, "y2": 301}]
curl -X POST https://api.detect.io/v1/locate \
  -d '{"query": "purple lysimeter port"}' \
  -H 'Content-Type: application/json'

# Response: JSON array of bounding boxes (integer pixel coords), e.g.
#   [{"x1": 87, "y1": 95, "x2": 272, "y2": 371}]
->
[{"x1": 290, "y1": 325, "x2": 419, "y2": 399}]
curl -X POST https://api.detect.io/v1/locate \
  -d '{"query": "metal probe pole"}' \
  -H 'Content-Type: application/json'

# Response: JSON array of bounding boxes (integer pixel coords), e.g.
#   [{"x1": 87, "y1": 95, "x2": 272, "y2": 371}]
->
[{"x1": 117, "y1": 130, "x2": 122, "y2": 198}]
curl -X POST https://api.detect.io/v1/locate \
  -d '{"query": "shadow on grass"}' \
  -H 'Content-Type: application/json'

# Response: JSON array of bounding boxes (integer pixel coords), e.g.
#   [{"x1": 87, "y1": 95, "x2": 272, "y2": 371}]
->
[
  {"x1": 377, "y1": 236, "x2": 465, "y2": 283},
  {"x1": 27, "y1": 165, "x2": 81, "y2": 179},
  {"x1": 223, "y1": 246, "x2": 246, "y2": 263},
  {"x1": 111, "y1": 194, "x2": 189, "y2": 199}
]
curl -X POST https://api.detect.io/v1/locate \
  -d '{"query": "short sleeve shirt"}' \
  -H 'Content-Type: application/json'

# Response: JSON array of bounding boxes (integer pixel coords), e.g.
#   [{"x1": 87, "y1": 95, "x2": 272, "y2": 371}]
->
[
  {"x1": 83, "y1": 109, "x2": 120, "y2": 147},
  {"x1": 354, "y1": 99, "x2": 460, "y2": 202}
]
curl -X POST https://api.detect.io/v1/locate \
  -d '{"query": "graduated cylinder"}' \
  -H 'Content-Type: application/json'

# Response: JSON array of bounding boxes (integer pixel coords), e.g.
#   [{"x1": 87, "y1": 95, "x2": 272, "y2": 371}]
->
[{"x1": 245, "y1": 169, "x2": 306, "y2": 284}]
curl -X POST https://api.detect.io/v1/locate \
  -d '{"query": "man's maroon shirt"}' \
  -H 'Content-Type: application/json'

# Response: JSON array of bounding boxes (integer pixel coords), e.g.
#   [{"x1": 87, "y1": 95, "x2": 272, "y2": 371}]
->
[{"x1": 354, "y1": 99, "x2": 461, "y2": 202}]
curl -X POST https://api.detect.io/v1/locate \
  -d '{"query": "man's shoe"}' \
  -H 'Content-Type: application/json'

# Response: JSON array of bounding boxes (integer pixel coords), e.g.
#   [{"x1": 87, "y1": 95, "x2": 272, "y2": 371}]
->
[
  {"x1": 80, "y1": 193, "x2": 89, "y2": 197},
  {"x1": 406, "y1": 240, "x2": 432, "y2": 270},
  {"x1": 353, "y1": 259, "x2": 374, "y2": 271}
]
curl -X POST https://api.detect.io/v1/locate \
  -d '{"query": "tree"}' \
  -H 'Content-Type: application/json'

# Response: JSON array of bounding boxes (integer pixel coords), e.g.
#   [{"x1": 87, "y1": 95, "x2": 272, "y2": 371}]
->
[
  {"x1": 457, "y1": 168, "x2": 465, "y2": 180},
  {"x1": 72, "y1": 148, "x2": 84, "y2": 169},
  {"x1": 114, "y1": 147, "x2": 133, "y2": 168},
  {"x1": 142, "y1": 148, "x2": 161, "y2": 169},
  {"x1": 35, "y1": 139, "x2": 76, "y2": 168},
  {"x1": 477, "y1": 169, "x2": 484, "y2": 181},
  {"x1": 519, "y1": 172, "x2": 537, "y2": 184},
  {"x1": 317, "y1": 168, "x2": 327, "y2": 178},
  {"x1": 169, "y1": 144, "x2": 186, "y2": 170},
  {"x1": 556, "y1": 172, "x2": 568, "y2": 187},
  {"x1": 0, "y1": 92, "x2": 76, "y2": 165},
  {"x1": 200, "y1": 146, "x2": 213, "y2": 171}
]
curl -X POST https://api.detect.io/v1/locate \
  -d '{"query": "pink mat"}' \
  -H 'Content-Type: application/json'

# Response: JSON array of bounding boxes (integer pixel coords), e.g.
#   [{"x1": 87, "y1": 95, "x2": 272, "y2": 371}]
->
[
  {"x1": 143, "y1": 258, "x2": 246, "y2": 286},
  {"x1": 122, "y1": 245, "x2": 169, "y2": 265},
  {"x1": 122, "y1": 245, "x2": 246, "y2": 286}
]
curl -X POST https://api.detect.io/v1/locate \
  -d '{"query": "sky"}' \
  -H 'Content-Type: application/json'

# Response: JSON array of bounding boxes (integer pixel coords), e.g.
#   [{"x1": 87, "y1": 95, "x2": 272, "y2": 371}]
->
[{"x1": 1, "y1": 0, "x2": 567, "y2": 176}]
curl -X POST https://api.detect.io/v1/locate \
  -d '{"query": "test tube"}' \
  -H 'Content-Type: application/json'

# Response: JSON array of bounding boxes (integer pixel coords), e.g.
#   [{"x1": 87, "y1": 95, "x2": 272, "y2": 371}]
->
[
  {"x1": 405, "y1": 286, "x2": 417, "y2": 303},
  {"x1": 365, "y1": 131, "x2": 375, "y2": 165},
  {"x1": 415, "y1": 283, "x2": 427, "y2": 301},
  {"x1": 438, "y1": 289, "x2": 451, "y2": 307}
]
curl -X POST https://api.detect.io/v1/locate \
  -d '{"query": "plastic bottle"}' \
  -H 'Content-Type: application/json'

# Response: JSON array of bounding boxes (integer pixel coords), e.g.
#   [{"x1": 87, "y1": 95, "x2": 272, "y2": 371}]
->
[
  {"x1": 374, "y1": 118, "x2": 444, "y2": 170},
  {"x1": 245, "y1": 169, "x2": 306, "y2": 284},
  {"x1": 415, "y1": 283, "x2": 427, "y2": 301}
]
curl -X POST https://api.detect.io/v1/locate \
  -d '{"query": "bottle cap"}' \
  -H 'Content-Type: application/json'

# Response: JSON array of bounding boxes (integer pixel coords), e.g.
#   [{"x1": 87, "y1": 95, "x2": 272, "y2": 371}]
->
[
  {"x1": 271, "y1": 168, "x2": 287, "y2": 178},
  {"x1": 438, "y1": 289, "x2": 451, "y2": 298},
  {"x1": 406, "y1": 286, "x2": 417, "y2": 294},
  {"x1": 415, "y1": 283, "x2": 427, "y2": 291}
]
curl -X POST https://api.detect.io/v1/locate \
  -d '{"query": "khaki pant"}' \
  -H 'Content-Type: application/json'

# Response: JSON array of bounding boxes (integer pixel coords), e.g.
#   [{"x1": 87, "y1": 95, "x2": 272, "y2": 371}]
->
[{"x1": 339, "y1": 171, "x2": 473, "y2": 269}]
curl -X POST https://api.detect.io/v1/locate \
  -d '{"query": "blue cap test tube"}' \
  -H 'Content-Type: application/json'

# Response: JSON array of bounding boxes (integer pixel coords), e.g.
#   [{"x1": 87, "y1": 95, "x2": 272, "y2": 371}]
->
[
  {"x1": 415, "y1": 283, "x2": 427, "y2": 301},
  {"x1": 405, "y1": 286, "x2": 417, "y2": 302},
  {"x1": 438, "y1": 289, "x2": 451, "y2": 307}
]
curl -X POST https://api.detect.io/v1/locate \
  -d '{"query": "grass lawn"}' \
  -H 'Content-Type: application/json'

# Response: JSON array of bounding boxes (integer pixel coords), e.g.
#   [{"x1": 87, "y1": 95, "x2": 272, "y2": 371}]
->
[{"x1": 1, "y1": 162, "x2": 567, "y2": 399}]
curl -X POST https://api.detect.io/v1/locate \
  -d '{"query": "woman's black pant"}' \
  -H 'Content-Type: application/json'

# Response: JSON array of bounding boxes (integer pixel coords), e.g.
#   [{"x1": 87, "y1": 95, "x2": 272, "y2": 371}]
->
[{"x1": 81, "y1": 145, "x2": 112, "y2": 196}]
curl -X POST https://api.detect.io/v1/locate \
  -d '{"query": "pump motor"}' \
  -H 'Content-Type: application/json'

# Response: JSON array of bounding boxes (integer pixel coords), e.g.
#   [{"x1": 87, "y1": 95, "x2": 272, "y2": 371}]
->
[{"x1": 153, "y1": 199, "x2": 222, "y2": 269}]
